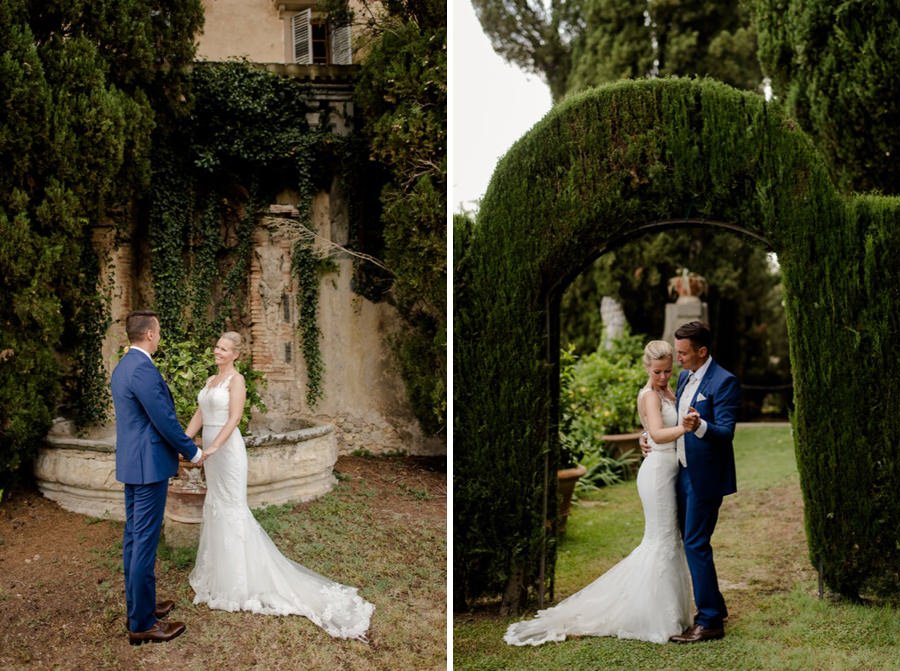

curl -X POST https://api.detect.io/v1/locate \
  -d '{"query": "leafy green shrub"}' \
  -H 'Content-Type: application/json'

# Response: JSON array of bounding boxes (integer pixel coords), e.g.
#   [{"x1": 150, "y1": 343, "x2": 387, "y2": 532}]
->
[
  {"x1": 133, "y1": 338, "x2": 267, "y2": 434},
  {"x1": 559, "y1": 332, "x2": 646, "y2": 490}
]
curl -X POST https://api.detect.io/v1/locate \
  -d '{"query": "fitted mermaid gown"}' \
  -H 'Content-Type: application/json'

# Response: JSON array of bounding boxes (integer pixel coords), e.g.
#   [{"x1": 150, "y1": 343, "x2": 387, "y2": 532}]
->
[
  {"x1": 504, "y1": 390, "x2": 692, "y2": 645},
  {"x1": 189, "y1": 376, "x2": 374, "y2": 640}
]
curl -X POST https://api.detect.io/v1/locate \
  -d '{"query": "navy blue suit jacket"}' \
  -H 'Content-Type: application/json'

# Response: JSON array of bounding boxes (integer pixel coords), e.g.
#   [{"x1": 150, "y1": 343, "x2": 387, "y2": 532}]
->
[
  {"x1": 676, "y1": 359, "x2": 740, "y2": 500},
  {"x1": 111, "y1": 348, "x2": 199, "y2": 485}
]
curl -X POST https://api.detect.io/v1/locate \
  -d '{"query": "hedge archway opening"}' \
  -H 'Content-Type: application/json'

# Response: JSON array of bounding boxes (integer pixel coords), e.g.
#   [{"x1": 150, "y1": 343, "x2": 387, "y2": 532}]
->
[
  {"x1": 541, "y1": 218, "x2": 777, "y2": 604},
  {"x1": 455, "y1": 78, "x2": 900, "y2": 612}
]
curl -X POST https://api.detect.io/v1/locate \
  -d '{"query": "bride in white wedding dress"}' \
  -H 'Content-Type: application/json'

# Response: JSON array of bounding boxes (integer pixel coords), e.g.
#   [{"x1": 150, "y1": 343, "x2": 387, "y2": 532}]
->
[
  {"x1": 185, "y1": 332, "x2": 374, "y2": 641},
  {"x1": 504, "y1": 340, "x2": 692, "y2": 645}
]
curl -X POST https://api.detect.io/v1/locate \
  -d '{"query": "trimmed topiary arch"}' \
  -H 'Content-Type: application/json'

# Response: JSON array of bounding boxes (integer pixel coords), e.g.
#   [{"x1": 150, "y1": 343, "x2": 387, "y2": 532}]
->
[{"x1": 454, "y1": 78, "x2": 900, "y2": 612}]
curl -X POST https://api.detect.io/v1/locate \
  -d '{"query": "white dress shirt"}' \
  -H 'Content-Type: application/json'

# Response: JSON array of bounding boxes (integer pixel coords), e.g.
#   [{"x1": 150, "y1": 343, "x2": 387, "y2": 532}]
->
[{"x1": 676, "y1": 357, "x2": 713, "y2": 466}]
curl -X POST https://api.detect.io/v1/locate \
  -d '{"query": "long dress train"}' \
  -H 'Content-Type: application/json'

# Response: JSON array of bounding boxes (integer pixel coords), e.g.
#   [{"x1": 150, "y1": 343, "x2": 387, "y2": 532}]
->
[
  {"x1": 504, "y1": 390, "x2": 692, "y2": 645},
  {"x1": 189, "y1": 376, "x2": 374, "y2": 641}
]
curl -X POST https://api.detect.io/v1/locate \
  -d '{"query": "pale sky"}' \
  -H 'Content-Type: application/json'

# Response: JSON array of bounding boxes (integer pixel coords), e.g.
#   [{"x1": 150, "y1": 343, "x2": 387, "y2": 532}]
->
[{"x1": 450, "y1": 2, "x2": 553, "y2": 214}]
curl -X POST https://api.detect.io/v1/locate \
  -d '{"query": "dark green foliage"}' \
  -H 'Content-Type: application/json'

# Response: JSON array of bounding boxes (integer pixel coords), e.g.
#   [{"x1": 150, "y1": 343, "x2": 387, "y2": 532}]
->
[
  {"x1": 354, "y1": 3, "x2": 447, "y2": 435},
  {"x1": 561, "y1": 229, "x2": 789, "y2": 395},
  {"x1": 789, "y1": 195, "x2": 900, "y2": 599},
  {"x1": 472, "y1": 0, "x2": 762, "y2": 102},
  {"x1": 455, "y1": 78, "x2": 900, "y2": 611},
  {"x1": 756, "y1": 0, "x2": 900, "y2": 194},
  {"x1": 0, "y1": 0, "x2": 202, "y2": 485}
]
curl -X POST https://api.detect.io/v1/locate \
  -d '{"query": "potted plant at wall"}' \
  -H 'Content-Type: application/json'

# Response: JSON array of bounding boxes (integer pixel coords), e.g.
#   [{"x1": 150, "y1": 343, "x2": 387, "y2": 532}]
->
[{"x1": 557, "y1": 334, "x2": 646, "y2": 531}]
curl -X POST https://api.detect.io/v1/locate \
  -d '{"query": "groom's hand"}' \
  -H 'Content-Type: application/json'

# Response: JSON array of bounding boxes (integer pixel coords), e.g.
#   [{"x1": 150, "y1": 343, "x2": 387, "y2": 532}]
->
[
  {"x1": 639, "y1": 432, "x2": 652, "y2": 457},
  {"x1": 682, "y1": 408, "x2": 701, "y2": 432}
]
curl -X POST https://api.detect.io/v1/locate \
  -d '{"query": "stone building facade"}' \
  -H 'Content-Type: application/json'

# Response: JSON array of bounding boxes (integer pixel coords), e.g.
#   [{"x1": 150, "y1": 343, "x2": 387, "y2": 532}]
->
[{"x1": 90, "y1": 0, "x2": 443, "y2": 457}]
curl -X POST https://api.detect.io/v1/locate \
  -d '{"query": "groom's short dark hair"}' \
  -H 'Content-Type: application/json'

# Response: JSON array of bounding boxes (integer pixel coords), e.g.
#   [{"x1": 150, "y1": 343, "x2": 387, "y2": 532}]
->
[
  {"x1": 675, "y1": 321, "x2": 711, "y2": 350},
  {"x1": 126, "y1": 310, "x2": 159, "y2": 343}
]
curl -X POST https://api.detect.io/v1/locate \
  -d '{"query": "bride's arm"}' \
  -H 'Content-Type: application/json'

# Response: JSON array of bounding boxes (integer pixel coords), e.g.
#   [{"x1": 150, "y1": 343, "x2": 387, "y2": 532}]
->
[
  {"x1": 639, "y1": 392, "x2": 686, "y2": 444},
  {"x1": 185, "y1": 408, "x2": 203, "y2": 439},
  {"x1": 202, "y1": 374, "x2": 247, "y2": 457},
  {"x1": 184, "y1": 375, "x2": 214, "y2": 439}
]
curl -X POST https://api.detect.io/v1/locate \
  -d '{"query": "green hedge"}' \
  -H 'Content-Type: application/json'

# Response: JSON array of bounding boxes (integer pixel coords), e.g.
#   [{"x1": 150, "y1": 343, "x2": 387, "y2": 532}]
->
[{"x1": 454, "y1": 77, "x2": 900, "y2": 610}]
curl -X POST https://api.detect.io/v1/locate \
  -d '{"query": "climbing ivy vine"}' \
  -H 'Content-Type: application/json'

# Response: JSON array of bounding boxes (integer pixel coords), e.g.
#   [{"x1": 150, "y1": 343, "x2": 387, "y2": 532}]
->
[
  {"x1": 291, "y1": 229, "x2": 337, "y2": 408},
  {"x1": 146, "y1": 61, "x2": 341, "y2": 408}
]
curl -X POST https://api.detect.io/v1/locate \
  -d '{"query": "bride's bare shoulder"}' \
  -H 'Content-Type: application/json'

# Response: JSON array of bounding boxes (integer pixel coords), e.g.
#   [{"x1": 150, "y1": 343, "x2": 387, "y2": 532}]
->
[{"x1": 637, "y1": 387, "x2": 660, "y2": 409}]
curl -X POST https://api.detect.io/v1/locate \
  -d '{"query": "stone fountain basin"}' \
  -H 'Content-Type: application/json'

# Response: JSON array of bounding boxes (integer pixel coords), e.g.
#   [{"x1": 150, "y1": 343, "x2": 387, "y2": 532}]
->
[{"x1": 34, "y1": 420, "x2": 337, "y2": 522}]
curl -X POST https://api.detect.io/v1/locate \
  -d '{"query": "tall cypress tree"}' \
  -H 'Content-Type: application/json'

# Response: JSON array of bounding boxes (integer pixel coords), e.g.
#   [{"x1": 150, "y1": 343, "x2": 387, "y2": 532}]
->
[
  {"x1": 756, "y1": 0, "x2": 900, "y2": 194},
  {"x1": 0, "y1": 0, "x2": 202, "y2": 484}
]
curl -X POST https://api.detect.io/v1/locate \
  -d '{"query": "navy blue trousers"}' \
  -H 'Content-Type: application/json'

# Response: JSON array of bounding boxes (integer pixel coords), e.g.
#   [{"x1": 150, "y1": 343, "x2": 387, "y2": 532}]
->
[
  {"x1": 676, "y1": 465, "x2": 727, "y2": 629},
  {"x1": 123, "y1": 480, "x2": 168, "y2": 633}
]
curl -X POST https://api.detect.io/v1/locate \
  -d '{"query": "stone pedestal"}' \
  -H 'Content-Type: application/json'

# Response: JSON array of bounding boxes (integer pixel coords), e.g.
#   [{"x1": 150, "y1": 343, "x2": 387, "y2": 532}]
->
[{"x1": 662, "y1": 298, "x2": 709, "y2": 344}]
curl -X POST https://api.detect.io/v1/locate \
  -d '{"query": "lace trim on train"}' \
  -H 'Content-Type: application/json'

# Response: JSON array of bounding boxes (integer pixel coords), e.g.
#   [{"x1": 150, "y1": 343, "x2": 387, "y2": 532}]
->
[{"x1": 190, "y1": 582, "x2": 374, "y2": 641}]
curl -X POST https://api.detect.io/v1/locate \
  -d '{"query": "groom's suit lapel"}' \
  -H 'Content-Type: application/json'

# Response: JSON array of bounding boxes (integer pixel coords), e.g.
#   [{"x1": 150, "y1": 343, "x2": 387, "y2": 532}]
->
[{"x1": 694, "y1": 360, "x2": 719, "y2": 417}]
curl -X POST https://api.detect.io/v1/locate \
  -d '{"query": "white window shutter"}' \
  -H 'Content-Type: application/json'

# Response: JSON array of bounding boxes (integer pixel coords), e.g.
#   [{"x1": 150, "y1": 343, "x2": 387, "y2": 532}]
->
[
  {"x1": 330, "y1": 23, "x2": 352, "y2": 65},
  {"x1": 292, "y1": 9, "x2": 312, "y2": 64}
]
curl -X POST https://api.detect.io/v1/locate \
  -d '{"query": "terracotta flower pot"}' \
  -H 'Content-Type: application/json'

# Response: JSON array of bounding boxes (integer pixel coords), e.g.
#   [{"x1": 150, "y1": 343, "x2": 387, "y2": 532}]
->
[
  {"x1": 556, "y1": 464, "x2": 587, "y2": 534},
  {"x1": 600, "y1": 431, "x2": 643, "y2": 478}
]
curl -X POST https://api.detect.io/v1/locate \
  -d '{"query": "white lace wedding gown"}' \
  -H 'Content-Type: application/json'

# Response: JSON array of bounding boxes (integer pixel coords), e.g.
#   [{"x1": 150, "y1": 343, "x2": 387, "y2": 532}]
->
[
  {"x1": 189, "y1": 376, "x2": 375, "y2": 641},
  {"x1": 504, "y1": 390, "x2": 692, "y2": 645}
]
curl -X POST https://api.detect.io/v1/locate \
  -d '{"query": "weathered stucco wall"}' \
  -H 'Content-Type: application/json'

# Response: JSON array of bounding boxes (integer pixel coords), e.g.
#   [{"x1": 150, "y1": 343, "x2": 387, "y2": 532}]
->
[
  {"x1": 196, "y1": 0, "x2": 376, "y2": 64},
  {"x1": 249, "y1": 187, "x2": 443, "y2": 456},
  {"x1": 196, "y1": 0, "x2": 284, "y2": 63},
  {"x1": 92, "y1": 184, "x2": 442, "y2": 458}
]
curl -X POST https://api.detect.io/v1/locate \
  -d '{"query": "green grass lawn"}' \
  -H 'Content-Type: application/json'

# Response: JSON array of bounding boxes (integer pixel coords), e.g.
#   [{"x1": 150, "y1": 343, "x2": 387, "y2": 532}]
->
[{"x1": 453, "y1": 424, "x2": 900, "y2": 670}]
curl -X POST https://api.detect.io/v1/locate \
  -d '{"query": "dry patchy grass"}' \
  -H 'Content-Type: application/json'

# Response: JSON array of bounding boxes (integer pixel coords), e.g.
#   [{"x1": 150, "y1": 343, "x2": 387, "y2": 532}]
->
[{"x1": 0, "y1": 455, "x2": 446, "y2": 671}]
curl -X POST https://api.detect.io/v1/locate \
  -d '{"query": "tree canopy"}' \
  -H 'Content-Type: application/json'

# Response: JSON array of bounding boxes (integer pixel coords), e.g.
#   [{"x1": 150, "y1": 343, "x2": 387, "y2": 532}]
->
[
  {"x1": 756, "y1": 0, "x2": 900, "y2": 194},
  {"x1": 472, "y1": 0, "x2": 762, "y2": 101}
]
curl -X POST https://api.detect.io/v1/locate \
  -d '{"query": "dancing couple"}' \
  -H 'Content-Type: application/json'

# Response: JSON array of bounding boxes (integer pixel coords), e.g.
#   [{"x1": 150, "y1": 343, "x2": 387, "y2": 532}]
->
[{"x1": 505, "y1": 321, "x2": 740, "y2": 645}]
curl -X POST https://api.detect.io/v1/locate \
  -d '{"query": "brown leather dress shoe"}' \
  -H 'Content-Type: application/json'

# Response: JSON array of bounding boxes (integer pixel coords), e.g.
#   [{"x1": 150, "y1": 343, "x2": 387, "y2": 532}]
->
[
  {"x1": 128, "y1": 620, "x2": 186, "y2": 646},
  {"x1": 124, "y1": 601, "x2": 176, "y2": 629},
  {"x1": 155, "y1": 600, "x2": 175, "y2": 618},
  {"x1": 669, "y1": 623, "x2": 724, "y2": 643}
]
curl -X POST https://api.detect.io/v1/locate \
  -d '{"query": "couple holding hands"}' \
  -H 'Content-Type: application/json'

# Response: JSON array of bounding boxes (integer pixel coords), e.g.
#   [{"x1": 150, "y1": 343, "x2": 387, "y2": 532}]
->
[{"x1": 111, "y1": 310, "x2": 373, "y2": 645}]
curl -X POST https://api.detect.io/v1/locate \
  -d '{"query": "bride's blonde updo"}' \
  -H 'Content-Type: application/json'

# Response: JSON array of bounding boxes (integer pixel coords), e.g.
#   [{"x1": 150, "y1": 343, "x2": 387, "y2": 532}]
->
[
  {"x1": 642, "y1": 340, "x2": 673, "y2": 367},
  {"x1": 221, "y1": 331, "x2": 243, "y2": 354}
]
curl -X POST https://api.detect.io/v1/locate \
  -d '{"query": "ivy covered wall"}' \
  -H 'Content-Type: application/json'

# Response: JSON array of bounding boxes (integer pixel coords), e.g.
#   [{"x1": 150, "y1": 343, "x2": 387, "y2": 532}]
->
[{"x1": 455, "y1": 78, "x2": 900, "y2": 610}]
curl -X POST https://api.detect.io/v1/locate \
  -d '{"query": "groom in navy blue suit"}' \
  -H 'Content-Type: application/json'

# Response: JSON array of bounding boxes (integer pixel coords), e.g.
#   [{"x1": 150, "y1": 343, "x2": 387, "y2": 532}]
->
[
  {"x1": 111, "y1": 310, "x2": 204, "y2": 645},
  {"x1": 668, "y1": 321, "x2": 740, "y2": 643}
]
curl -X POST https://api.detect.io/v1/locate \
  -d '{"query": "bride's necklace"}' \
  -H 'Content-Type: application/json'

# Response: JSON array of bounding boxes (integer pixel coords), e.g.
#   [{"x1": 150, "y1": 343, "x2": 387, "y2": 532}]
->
[
  {"x1": 209, "y1": 368, "x2": 235, "y2": 388},
  {"x1": 647, "y1": 384, "x2": 675, "y2": 404}
]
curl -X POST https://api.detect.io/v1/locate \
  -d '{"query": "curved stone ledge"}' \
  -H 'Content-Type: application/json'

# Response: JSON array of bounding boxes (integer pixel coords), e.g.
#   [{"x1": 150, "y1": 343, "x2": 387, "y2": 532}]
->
[
  {"x1": 35, "y1": 435, "x2": 122, "y2": 520},
  {"x1": 244, "y1": 423, "x2": 338, "y2": 508},
  {"x1": 35, "y1": 421, "x2": 337, "y2": 523}
]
